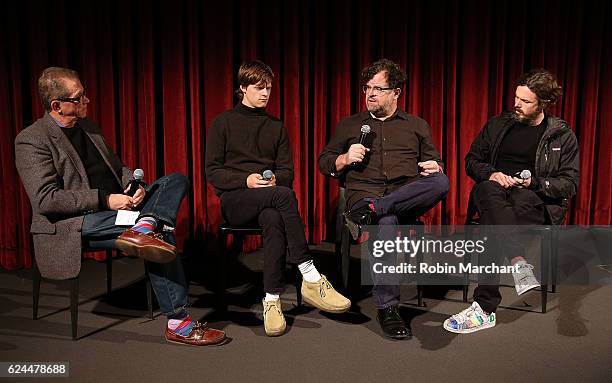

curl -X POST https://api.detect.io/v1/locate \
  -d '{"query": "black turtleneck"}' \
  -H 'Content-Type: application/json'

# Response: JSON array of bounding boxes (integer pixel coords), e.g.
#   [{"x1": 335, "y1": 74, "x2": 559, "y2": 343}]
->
[
  {"x1": 204, "y1": 102, "x2": 294, "y2": 196},
  {"x1": 61, "y1": 124, "x2": 122, "y2": 209}
]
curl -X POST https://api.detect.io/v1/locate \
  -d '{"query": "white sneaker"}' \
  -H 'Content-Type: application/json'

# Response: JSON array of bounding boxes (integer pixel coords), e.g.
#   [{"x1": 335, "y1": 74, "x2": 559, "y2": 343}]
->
[
  {"x1": 512, "y1": 260, "x2": 540, "y2": 295},
  {"x1": 443, "y1": 302, "x2": 496, "y2": 334}
]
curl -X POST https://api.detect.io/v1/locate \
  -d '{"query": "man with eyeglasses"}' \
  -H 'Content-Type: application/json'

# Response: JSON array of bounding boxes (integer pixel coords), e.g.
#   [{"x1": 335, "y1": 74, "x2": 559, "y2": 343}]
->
[
  {"x1": 318, "y1": 59, "x2": 449, "y2": 340},
  {"x1": 15, "y1": 67, "x2": 226, "y2": 346}
]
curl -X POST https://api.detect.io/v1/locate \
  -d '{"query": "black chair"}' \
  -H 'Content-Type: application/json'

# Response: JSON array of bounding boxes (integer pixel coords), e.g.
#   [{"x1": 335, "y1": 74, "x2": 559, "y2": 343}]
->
[
  {"x1": 217, "y1": 222, "x2": 302, "y2": 310},
  {"x1": 336, "y1": 188, "x2": 426, "y2": 306},
  {"x1": 464, "y1": 191, "x2": 560, "y2": 313},
  {"x1": 32, "y1": 249, "x2": 154, "y2": 340}
]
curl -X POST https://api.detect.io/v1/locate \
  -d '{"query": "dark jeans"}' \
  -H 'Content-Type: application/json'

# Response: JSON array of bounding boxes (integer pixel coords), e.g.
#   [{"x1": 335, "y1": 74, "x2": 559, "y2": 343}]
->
[
  {"x1": 220, "y1": 186, "x2": 311, "y2": 294},
  {"x1": 471, "y1": 181, "x2": 546, "y2": 313},
  {"x1": 81, "y1": 172, "x2": 190, "y2": 318},
  {"x1": 353, "y1": 172, "x2": 450, "y2": 309}
]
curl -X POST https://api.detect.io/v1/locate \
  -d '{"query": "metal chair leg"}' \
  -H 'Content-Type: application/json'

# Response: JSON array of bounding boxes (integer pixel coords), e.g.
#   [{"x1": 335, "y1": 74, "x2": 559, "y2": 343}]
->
[
  {"x1": 294, "y1": 266, "x2": 302, "y2": 306},
  {"x1": 105, "y1": 250, "x2": 113, "y2": 296},
  {"x1": 144, "y1": 261, "x2": 153, "y2": 319},
  {"x1": 70, "y1": 277, "x2": 79, "y2": 341},
  {"x1": 340, "y1": 225, "x2": 351, "y2": 292},
  {"x1": 32, "y1": 262, "x2": 41, "y2": 320},
  {"x1": 541, "y1": 227, "x2": 552, "y2": 313}
]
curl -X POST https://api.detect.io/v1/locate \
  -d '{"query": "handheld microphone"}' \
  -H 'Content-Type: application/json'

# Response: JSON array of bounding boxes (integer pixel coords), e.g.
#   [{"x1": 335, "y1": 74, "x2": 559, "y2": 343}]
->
[
  {"x1": 262, "y1": 169, "x2": 274, "y2": 181},
  {"x1": 127, "y1": 168, "x2": 144, "y2": 196},
  {"x1": 517, "y1": 169, "x2": 531, "y2": 180},
  {"x1": 359, "y1": 125, "x2": 371, "y2": 146}
]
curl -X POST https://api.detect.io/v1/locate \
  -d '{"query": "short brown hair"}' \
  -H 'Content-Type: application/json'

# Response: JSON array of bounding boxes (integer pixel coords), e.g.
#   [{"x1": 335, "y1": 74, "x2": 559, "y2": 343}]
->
[
  {"x1": 361, "y1": 59, "x2": 407, "y2": 90},
  {"x1": 236, "y1": 60, "x2": 274, "y2": 99},
  {"x1": 516, "y1": 69, "x2": 563, "y2": 109},
  {"x1": 38, "y1": 67, "x2": 80, "y2": 112}
]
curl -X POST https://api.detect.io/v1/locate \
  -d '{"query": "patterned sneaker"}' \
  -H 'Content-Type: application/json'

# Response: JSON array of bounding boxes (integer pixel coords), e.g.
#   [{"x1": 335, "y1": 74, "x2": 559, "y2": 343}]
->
[
  {"x1": 443, "y1": 302, "x2": 496, "y2": 334},
  {"x1": 512, "y1": 260, "x2": 540, "y2": 295},
  {"x1": 262, "y1": 299, "x2": 286, "y2": 337}
]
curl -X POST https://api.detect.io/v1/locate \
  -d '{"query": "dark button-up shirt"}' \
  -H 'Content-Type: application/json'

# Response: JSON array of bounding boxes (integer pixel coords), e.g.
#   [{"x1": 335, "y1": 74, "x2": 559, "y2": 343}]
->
[{"x1": 318, "y1": 109, "x2": 442, "y2": 209}]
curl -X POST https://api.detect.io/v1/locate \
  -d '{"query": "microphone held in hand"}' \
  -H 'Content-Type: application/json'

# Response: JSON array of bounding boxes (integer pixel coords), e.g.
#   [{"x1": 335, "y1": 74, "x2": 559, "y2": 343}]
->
[
  {"x1": 359, "y1": 124, "x2": 371, "y2": 146},
  {"x1": 262, "y1": 169, "x2": 275, "y2": 181},
  {"x1": 517, "y1": 169, "x2": 531, "y2": 180},
  {"x1": 127, "y1": 168, "x2": 144, "y2": 196}
]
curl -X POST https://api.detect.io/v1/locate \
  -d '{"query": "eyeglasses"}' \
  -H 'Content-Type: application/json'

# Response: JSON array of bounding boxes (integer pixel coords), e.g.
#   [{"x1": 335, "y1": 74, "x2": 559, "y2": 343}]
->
[
  {"x1": 56, "y1": 90, "x2": 87, "y2": 104},
  {"x1": 362, "y1": 85, "x2": 395, "y2": 95}
]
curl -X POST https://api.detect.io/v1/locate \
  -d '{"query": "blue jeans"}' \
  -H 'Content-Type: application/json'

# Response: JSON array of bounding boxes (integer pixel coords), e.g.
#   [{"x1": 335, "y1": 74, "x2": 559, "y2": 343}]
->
[
  {"x1": 81, "y1": 172, "x2": 190, "y2": 318},
  {"x1": 352, "y1": 172, "x2": 450, "y2": 309}
]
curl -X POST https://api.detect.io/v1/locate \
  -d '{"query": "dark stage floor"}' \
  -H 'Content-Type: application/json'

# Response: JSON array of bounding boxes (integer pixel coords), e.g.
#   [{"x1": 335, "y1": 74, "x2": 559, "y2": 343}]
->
[{"x1": 1, "y1": 244, "x2": 611, "y2": 383}]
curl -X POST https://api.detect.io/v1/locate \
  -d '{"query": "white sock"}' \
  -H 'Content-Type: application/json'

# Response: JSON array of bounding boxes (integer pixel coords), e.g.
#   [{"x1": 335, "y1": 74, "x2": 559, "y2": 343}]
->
[
  {"x1": 264, "y1": 293, "x2": 280, "y2": 302},
  {"x1": 298, "y1": 260, "x2": 322, "y2": 282}
]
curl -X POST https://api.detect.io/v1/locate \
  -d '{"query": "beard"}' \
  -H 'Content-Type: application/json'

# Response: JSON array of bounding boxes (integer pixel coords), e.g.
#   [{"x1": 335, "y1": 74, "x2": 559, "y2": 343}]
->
[
  {"x1": 367, "y1": 99, "x2": 394, "y2": 118},
  {"x1": 512, "y1": 107, "x2": 542, "y2": 125}
]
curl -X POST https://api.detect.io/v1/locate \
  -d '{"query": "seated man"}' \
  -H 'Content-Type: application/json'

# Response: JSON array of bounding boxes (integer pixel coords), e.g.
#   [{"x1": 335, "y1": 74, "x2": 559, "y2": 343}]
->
[
  {"x1": 318, "y1": 59, "x2": 449, "y2": 340},
  {"x1": 15, "y1": 67, "x2": 226, "y2": 346},
  {"x1": 205, "y1": 60, "x2": 350, "y2": 337},
  {"x1": 444, "y1": 68, "x2": 579, "y2": 334}
]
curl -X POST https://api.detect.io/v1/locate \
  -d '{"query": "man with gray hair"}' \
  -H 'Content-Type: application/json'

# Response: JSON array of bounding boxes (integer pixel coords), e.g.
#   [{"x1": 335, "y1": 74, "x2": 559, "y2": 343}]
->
[{"x1": 15, "y1": 67, "x2": 226, "y2": 345}]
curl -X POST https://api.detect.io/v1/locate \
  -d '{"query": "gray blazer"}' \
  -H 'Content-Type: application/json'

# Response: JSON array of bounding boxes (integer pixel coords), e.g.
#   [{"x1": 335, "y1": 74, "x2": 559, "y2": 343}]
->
[{"x1": 15, "y1": 113, "x2": 132, "y2": 279}]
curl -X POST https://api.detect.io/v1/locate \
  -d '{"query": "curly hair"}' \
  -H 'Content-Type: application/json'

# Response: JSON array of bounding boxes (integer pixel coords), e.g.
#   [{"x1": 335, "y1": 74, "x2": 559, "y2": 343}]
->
[
  {"x1": 360, "y1": 59, "x2": 407, "y2": 90},
  {"x1": 516, "y1": 69, "x2": 563, "y2": 108}
]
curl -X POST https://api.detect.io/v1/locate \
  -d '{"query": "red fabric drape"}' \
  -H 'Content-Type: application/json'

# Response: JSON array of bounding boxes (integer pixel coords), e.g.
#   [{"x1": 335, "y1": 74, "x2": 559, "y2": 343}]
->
[{"x1": 2, "y1": 0, "x2": 611, "y2": 269}]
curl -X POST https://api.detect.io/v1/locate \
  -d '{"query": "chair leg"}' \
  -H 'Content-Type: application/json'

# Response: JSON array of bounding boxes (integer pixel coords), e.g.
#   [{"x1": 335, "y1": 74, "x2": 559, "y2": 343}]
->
[
  {"x1": 106, "y1": 250, "x2": 113, "y2": 297},
  {"x1": 70, "y1": 277, "x2": 79, "y2": 341},
  {"x1": 541, "y1": 227, "x2": 552, "y2": 314},
  {"x1": 216, "y1": 232, "x2": 229, "y2": 311},
  {"x1": 294, "y1": 266, "x2": 302, "y2": 307},
  {"x1": 144, "y1": 261, "x2": 153, "y2": 319},
  {"x1": 551, "y1": 228, "x2": 559, "y2": 293},
  {"x1": 340, "y1": 225, "x2": 351, "y2": 292},
  {"x1": 32, "y1": 261, "x2": 41, "y2": 320},
  {"x1": 415, "y1": 225, "x2": 424, "y2": 307}
]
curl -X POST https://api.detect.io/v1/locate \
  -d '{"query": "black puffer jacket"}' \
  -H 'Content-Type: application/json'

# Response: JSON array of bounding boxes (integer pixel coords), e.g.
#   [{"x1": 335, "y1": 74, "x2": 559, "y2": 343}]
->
[{"x1": 465, "y1": 112, "x2": 580, "y2": 224}]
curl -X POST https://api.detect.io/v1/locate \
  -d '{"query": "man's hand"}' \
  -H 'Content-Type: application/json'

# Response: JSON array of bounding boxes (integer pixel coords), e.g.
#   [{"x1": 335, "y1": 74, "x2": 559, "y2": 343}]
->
[
  {"x1": 418, "y1": 160, "x2": 441, "y2": 176},
  {"x1": 247, "y1": 173, "x2": 275, "y2": 188},
  {"x1": 108, "y1": 194, "x2": 135, "y2": 210},
  {"x1": 336, "y1": 144, "x2": 370, "y2": 172},
  {"x1": 122, "y1": 185, "x2": 146, "y2": 209},
  {"x1": 489, "y1": 172, "x2": 523, "y2": 188}
]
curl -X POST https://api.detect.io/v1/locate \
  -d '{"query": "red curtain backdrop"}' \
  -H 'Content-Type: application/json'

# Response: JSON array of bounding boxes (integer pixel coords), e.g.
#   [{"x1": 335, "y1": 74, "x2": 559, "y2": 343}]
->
[{"x1": 2, "y1": 0, "x2": 611, "y2": 269}]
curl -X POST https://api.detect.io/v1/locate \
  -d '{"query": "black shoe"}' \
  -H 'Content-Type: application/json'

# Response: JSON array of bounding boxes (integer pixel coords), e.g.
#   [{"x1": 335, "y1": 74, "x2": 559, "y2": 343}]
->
[
  {"x1": 343, "y1": 206, "x2": 376, "y2": 240},
  {"x1": 377, "y1": 305, "x2": 412, "y2": 340}
]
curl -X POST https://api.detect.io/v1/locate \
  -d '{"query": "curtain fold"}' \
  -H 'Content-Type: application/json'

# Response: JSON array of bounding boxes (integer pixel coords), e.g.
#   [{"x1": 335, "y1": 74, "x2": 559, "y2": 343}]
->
[{"x1": 2, "y1": 0, "x2": 611, "y2": 269}]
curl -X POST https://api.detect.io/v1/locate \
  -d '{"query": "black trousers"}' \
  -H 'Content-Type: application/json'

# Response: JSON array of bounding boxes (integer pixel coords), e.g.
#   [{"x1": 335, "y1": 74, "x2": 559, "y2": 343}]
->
[
  {"x1": 471, "y1": 181, "x2": 546, "y2": 313},
  {"x1": 220, "y1": 186, "x2": 311, "y2": 294}
]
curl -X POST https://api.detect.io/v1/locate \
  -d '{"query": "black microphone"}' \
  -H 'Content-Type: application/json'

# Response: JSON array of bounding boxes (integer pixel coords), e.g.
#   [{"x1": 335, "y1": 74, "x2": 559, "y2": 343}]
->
[
  {"x1": 359, "y1": 124, "x2": 371, "y2": 146},
  {"x1": 262, "y1": 169, "x2": 274, "y2": 181},
  {"x1": 351, "y1": 125, "x2": 371, "y2": 167},
  {"x1": 127, "y1": 168, "x2": 144, "y2": 196}
]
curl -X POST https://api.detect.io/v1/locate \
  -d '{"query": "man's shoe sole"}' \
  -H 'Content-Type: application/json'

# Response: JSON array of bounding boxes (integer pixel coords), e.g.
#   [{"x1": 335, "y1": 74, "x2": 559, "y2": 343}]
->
[
  {"x1": 164, "y1": 336, "x2": 229, "y2": 347},
  {"x1": 115, "y1": 239, "x2": 176, "y2": 263},
  {"x1": 443, "y1": 320, "x2": 496, "y2": 334},
  {"x1": 302, "y1": 295, "x2": 350, "y2": 314},
  {"x1": 264, "y1": 324, "x2": 286, "y2": 337}
]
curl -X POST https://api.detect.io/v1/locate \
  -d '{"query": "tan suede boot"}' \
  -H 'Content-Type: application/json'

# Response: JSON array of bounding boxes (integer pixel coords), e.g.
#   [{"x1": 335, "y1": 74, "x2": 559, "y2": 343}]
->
[
  {"x1": 262, "y1": 299, "x2": 286, "y2": 336},
  {"x1": 301, "y1": 275, "x2": 351, "y2": 313}
]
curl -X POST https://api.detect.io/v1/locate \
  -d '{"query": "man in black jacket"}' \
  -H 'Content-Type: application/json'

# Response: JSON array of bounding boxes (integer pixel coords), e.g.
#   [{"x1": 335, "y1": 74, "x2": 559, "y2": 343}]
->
[
  {"x1": 444, "y1": 69, "x2": 579, "y2": 334},
  {"x1": 205, "y1": 60, "x2": 350, "y2": 337}
]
